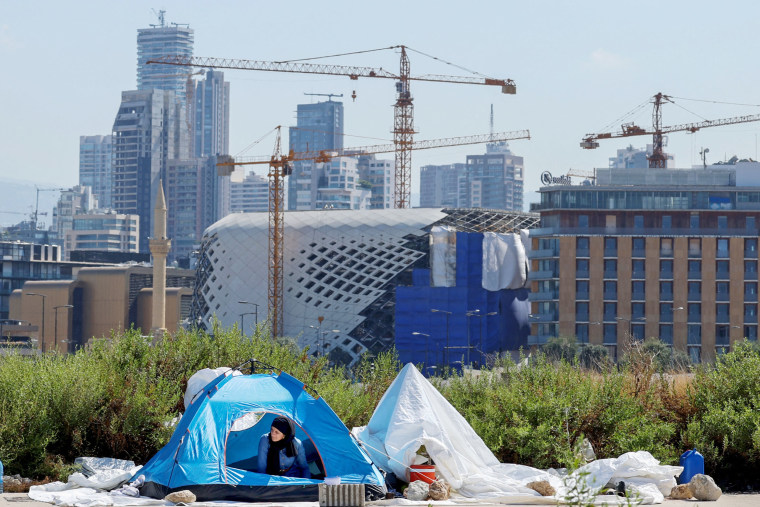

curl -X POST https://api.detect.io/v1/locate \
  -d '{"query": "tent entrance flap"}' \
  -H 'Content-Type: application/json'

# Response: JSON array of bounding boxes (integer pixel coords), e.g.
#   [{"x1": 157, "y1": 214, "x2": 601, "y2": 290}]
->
[{"x1": 226, "y1": 411, "x2": 325, "y2": 478}]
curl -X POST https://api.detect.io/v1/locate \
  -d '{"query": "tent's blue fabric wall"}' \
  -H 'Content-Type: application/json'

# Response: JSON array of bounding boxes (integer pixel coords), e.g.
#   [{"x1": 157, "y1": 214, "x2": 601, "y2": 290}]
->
[
  {"x1": 135, "y1": 371, "x2": 386, "y2": 502},
  {"x1": 395, "y1": 231, "x2": 530, "y2": 372}
]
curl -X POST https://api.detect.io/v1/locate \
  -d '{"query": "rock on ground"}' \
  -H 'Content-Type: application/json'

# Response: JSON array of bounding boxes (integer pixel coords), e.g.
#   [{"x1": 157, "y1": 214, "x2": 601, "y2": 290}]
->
[
  {"x1": 165, "y1": 490, "x2": 197, "y2": 503},
  {"x1": 428, "y1": 479, "x2": 451, "y2": 500},
  {"x1": 689, "y1": 474, "x2": 722, "y2": 501},
  {"x1": 526, "y1": 480, "x2": 556, "y2": 497},
  {"x1": 404, "y1": 480, "x2": 429, "y2": 501},
  {"x1": 669, "y1": 483, "x2": 693, "y2": 499}
]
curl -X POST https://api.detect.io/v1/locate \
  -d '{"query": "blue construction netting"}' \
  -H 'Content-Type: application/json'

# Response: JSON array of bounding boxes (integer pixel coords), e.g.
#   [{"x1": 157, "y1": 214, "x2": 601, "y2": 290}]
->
[{"x1": 395, "y1": 231, "x2": 529, "y2": 373}]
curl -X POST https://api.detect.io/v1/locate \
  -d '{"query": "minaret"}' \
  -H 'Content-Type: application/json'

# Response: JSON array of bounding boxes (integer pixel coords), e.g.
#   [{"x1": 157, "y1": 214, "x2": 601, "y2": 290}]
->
[{"x1": 150, "y1": 180, "x2": 171, "y2": 335}]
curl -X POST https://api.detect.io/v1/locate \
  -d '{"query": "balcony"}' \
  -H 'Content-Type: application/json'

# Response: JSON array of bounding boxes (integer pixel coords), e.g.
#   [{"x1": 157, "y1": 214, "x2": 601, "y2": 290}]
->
[
  {"x1": 530, "y1": 311, "x2": 559, "y2": 322},
  {"x1": 529, "y1": 270, "x2": 559, "y2": 280},
  {"x1": 529, "y1": 290, "x2": 559, "y2": 301},
  {"x1": 528, "y1": 248, "x2": 559, "y2": 259}
]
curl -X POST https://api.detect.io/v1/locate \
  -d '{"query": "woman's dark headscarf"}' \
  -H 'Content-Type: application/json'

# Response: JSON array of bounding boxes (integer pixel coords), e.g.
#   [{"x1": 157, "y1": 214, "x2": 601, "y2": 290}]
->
[{"x1": 266, "y1": 416, "x2": 297, "y2": 475}]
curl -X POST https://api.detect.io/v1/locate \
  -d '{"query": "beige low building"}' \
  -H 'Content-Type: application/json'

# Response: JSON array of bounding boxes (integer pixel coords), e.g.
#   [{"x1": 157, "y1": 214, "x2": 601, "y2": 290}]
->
[{"x1": 9, "y1": 265, "x2": 194, "y2": 353}]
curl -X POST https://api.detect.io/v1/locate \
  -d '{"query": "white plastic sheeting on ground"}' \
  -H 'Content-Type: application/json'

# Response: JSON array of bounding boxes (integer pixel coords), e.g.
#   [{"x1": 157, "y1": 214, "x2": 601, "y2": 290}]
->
[
  {"x1": 353, "y1": 363, "x2": 681, "y2": 505},
  {"x1": 481, "y1": 232, "x2": 529, "y2": 291},
  {"x1": 430, "y1": 225, "x2": 457, "y2": 287}
]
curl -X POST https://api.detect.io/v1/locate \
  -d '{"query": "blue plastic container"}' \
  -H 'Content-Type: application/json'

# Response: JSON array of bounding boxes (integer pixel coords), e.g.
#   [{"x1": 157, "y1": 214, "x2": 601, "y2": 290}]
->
[
  {"x1": 1, "y1": 458, "x2": 4, "y2": 493},
  {"x1": 679, "y1": 448, "x2": 704, "y2": 484}
]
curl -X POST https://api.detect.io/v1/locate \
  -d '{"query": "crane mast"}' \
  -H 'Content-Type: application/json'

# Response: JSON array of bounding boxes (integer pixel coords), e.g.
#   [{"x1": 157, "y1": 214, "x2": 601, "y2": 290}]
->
[{"x1": 394, "y1": 47, "x2": 414, "y2": 208}]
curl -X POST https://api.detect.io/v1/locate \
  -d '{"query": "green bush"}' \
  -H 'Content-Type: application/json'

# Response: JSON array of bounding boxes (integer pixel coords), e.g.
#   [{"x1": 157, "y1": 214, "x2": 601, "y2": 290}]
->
[
  {"x1": 436, "y1": 353, "x2": 678, "y2": 469},
  {"x1": 684, "y1": 341, "x2": 760, "y2": 484},
  {"x1": 2, "y1": 325, "x2": 760, "y2": 490}
]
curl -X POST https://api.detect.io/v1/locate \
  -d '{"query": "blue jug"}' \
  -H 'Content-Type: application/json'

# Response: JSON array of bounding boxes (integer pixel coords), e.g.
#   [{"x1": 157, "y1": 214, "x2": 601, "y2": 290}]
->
[{"x1": 679, "y1": 448, "x2": 704, "y2": 484}]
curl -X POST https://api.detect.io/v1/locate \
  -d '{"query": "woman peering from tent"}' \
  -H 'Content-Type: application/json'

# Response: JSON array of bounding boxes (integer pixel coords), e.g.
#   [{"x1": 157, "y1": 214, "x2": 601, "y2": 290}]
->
[{"x1": 257, "y1": 416, "x2": 310, "y2": 478}]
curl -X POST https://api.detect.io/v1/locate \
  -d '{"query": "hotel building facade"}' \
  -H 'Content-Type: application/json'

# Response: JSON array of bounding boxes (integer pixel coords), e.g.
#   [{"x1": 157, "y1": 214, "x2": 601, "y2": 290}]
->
[{"x1": 528, "y1": 164, "x2": 760, "y2": 362}]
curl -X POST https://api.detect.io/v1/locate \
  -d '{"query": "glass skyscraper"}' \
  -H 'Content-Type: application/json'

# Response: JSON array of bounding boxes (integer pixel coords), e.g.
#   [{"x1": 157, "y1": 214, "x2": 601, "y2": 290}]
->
[{"x1": 136, "y1": 16, "x2": 194, "y2": 106}]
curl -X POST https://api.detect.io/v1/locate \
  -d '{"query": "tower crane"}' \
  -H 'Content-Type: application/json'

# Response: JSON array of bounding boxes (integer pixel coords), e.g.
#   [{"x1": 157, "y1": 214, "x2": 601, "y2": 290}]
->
[
  {"x1": 581, "y1": 92, "x2": 760, "y2": 168},
  {"x1": 148, "y1": 45, "x2": 516, "y2": 208},
  {"x1": 218, "y1": 128, "x2": 530, "y2": 338}
]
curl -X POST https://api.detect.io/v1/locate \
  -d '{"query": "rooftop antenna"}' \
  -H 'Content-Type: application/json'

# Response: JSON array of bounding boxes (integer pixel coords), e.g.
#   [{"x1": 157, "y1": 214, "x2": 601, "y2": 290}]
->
[
  {"x1": 490, "y1": 103, "x2": 494, "y2": 137},
  {"x1": 151, "y1": 8, "x2": 166, "y2": 27}
]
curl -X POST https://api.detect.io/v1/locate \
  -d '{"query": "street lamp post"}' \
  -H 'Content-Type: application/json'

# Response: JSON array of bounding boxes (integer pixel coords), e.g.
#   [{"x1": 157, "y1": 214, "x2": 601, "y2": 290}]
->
[
  {"x1": 53, "y1": 305, "x2": 73, "y2": 353},
  {"x1": 412, "y1": 331, "x2": 431, "y2": 369},
  {"x1": 238, "y1": 301, "x2": 259, "y2": 327},
  {"x1": 26, "y1": 293, "x2": 46, "y2": 353},
  {"x1": 467, "y1": 310, "x2": 498, "y2": 367},
  {"x1": 431, "y1": 309, "x2": 452, "y2": 366},
  {"x1": 239, "y1": 312, "x2": 256, "y2": 335}
]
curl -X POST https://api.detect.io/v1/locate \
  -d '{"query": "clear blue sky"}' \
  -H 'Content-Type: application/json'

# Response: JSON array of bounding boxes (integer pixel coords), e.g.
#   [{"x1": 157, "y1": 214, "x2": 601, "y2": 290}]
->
[{"x1": 2, "y1": 0, "x2": 760, "y2": 214}]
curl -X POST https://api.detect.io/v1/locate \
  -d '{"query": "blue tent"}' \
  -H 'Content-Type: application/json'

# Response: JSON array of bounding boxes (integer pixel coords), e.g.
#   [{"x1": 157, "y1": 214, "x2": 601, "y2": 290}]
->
[{"x1": 136, "y1": 370, "x2": 387, "y2": 502}]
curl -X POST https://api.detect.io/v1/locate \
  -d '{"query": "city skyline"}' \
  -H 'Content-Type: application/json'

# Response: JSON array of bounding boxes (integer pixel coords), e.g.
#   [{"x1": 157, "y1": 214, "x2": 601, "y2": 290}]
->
[{"x1": 3, "y1": 1, "x2": 760, "y2": 223}]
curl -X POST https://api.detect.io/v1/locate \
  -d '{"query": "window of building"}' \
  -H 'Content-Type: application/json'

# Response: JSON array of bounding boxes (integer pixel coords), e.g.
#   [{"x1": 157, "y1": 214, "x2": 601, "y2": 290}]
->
[
  {"x1": 688, "y1": 303, "x2": 701, "y2": 323},
  {"x1": 632, "y1": 302, "x2": 646, "y2": 320},
  {"x1": 634, "y1": 215, "x2": 644, "y2": 228},
  {"x1": 688, "y1": 238, "x2": 701, "y2": 257},
  {"x1": 603, "y1": 324, "x2": 617, "y2": 344},
  {"x1": 718, "y1": 216, "x2": 728, "y2": 229},
  {"x1": 747, "y1": 216, "x2": 756, "y2": 231},
  {"x1": 576, "y1": 302, "x2": 589, "y2": 321},
  {"x1": 746, "y1": 260, "x2": 758, "y2": 277},
  {"x1": 746, "y1": 282, "x2": 758, "y2": 301},
  {"x1": 716, "y1": 281, "x2": 730, "y2": 301},
  {"x1": 603, "y1": 302, "x2": 617, "y2": 322},
  {"x1": 660, "y1": 302, "x2": 673, "y2": 322},
  {"x1": 716, "y1": 260, "x2": 730, "y2": 279},
  {"x1": 660, "y1": 281, "x2": 673, "y2": 300},
  {"x1": 604, "y1": 237, "x2": 617, "y2": 256},
  {"x1": 715, "y1": 324, "x2": 730, "y2": 355},
  {"x1": 603, "y1": 259, "x2": 617, "y2": 278},
  {"x1": 690, "y1": 215, "x2": 700, "y2": 229},
  {"x1": 688, "y1": 260, "x2": 701, "y2": 279},
  {"x1": 604, "y1": 281, "x2": 617, "y2": 299},
  {"x1": 576, "y1": 237, "x2": 590, "y2": 255},
  {"x1": 660, "y1": 324, "x2": 673, "y2": 344},
  {"x1": 745, "y1": 304, "x2": 757, "y2": 323},
  {"x1": 745, "y1": 325, "x2": 758, "y2": 341},
  {"x1": 717, "y1": 238, "x2": 729, "y2": 258},
  {"x1": 660, "y1": 238, "x2": 674, "y2": 257},
  {"x1": 746, "y1": 238, "x2": 758, "y2": 257},
  {"x1": 716, "y1": 303, "x2": 730, "y2": 323},
  {"x1": 632, "y1": 281, "x2": 646, "y2": 300},
  {"x1": 576, "y1": 280, "x2": 589, "y2": 299},
  {"x1": 632, "y1": 259, "x2": 646, "y2": 278},
  {"x1": 632, "y1": 237, "x2": 646, "y2": 256},
  {"x1": 578, "y1": 215, "x2": 589, "y2": 228},
  {"x1": 576, "y1": 323, "x2": 589, "y2": 343},
  {"x1": 660, "y1": 259, "x2": 674, "y2": 278},
  {"x1": 577, "y1": 259, "x2": 589, "y2": 277},
  {"x1": 662, "y1": 215, "x2": 672, "y2": 229},
  {"x1": 631, "y1": 323, "x2": 645, "y2": 341}
]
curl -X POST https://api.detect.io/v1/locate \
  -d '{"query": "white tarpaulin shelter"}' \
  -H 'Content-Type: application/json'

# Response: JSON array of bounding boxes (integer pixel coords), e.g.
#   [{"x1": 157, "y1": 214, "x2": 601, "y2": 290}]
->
[{"x1": 353, "y1": 363, "x2": 682, "y2": 504}]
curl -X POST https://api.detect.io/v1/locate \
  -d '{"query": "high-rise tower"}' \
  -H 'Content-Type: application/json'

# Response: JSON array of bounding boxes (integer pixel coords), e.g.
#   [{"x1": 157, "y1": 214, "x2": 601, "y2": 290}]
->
[
  {"x1": 193, "y1": 70, "x2": 230, "y2": 157},
  {"x1": 79, "y1": 135, "x2": 113, "y2": 208},
  {"x1": 287, "y1": 99, "x2": 344, "y2": 210},
  {"x1": 137, "y1": 10, "x2": 194, "y2": 107}
]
